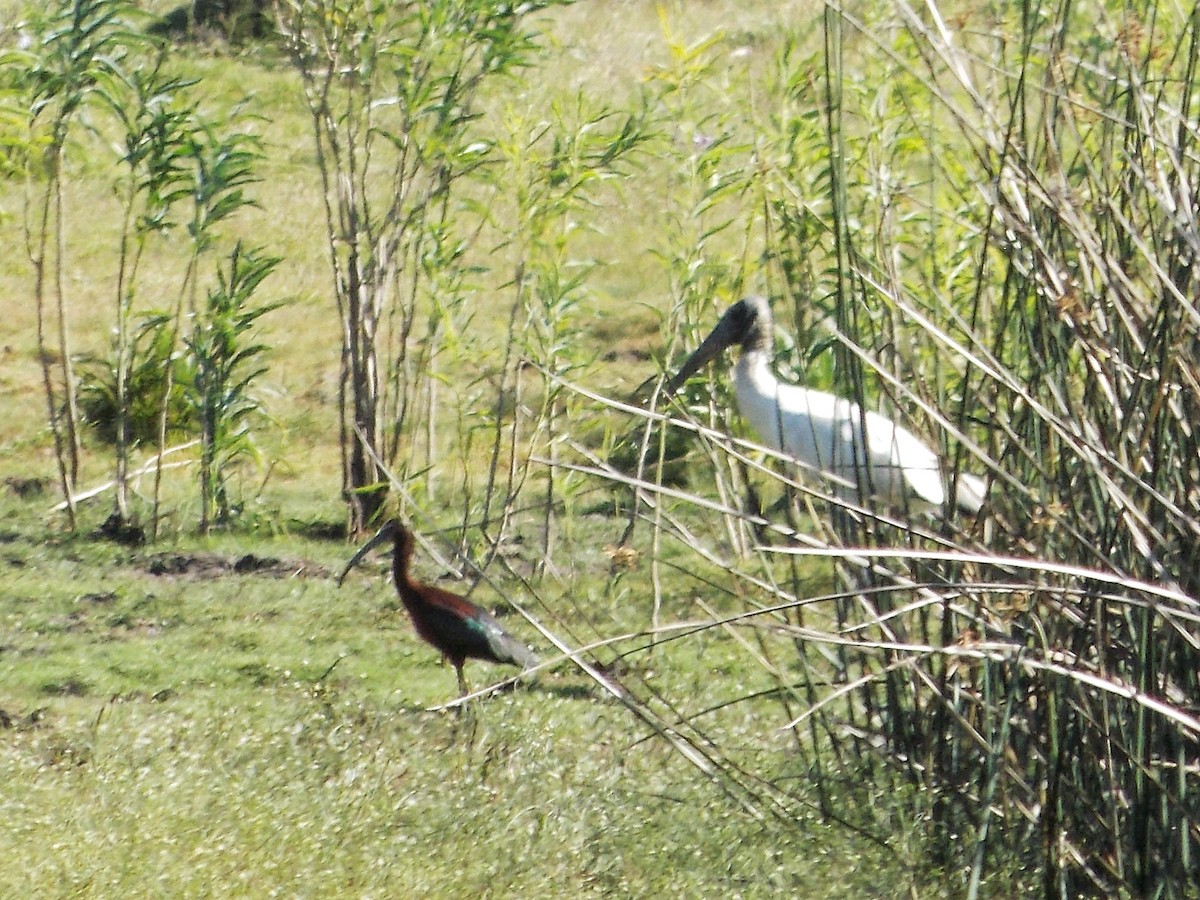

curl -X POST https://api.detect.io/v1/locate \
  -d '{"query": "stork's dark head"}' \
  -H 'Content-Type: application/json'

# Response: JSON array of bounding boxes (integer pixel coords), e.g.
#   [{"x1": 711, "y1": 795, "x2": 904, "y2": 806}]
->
[
  {"x1": 665, "y1": 296, "x2": 773, "y2": 395},
  {"x1": 337, "y1": 518, "x2": 410, "y2": 586}
]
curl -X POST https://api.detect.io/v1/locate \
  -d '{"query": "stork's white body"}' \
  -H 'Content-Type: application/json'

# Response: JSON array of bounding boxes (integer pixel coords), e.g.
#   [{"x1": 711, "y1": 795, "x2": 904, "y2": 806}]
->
[
  {"x1": 735, "y1": 350, "x2": 977, "y2": 510},
  {"x1": 670, "y1": 296, "x2": 985, "y2": 515}
]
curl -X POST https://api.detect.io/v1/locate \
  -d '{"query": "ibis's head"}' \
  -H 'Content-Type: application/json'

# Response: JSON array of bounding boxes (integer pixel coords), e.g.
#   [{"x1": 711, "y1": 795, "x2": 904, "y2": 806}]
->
[
  {"x1": 337, "y1": 518, "x2": 409, "y2": 586},
  {"x1": 666, "y1": 296, "x2": 773, "y2": 395}
]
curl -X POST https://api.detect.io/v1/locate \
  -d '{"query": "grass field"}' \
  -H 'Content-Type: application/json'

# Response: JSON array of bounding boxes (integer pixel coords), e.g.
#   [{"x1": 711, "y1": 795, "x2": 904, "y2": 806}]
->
[
  {"x1": 0, "y1": 498, "x2": 940, "y2": 897},
  {"x1": 3, "y1": 0, "x2": 1199, "y2": 896},
  {"x1": 0, "y1": 2, "x2": 953, "y2": 896}
]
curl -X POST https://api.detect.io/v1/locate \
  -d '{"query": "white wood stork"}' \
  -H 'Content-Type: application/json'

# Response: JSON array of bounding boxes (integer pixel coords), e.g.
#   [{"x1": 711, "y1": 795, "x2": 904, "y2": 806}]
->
[{"x1": 666, "y1": 296, "x2": 985, "y2": 514}]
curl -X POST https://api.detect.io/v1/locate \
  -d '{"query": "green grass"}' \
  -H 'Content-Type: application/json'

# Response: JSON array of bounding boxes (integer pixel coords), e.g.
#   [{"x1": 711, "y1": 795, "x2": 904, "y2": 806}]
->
[
  {"x1": 0, "y1": 511, "x2": 955, "y2": 897},
  {"x1": 0, "y1": 698, "x2": 894, "y2": 896}
]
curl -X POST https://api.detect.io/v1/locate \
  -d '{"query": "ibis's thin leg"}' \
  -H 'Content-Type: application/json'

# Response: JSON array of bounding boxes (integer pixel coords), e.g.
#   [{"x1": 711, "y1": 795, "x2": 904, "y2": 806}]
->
[
  {"x1": 453, "y1": 665, "x2": 479, "y2": 739},
  {"x1": 455, "y1": 666, "x2": 471, "y2": 717}
]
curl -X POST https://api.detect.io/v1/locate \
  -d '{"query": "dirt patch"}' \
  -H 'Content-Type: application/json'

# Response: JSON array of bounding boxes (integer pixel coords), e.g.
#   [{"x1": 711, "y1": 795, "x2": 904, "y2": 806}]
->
[
  {"x1": 79, "y1": 591, "x2": 118, "y2": 604},
  {"x1": 0, "y1": 706, "x2": 49, "y2": 730},
  {"x1": 95, "y1": 513, "x2": 146, "y2": 547},
  {"x1": 287, "y1": 519, "x2": 348, "y2": 541},
  {"x1": 144, "y1": 551, "x2": 329, "y2": 580},
  {"x1": 3, "y1": 476, "x2": 49, "y2": 498},
  {"x1": 42, "y1": 677, "x2": 89, "y2": 698}
]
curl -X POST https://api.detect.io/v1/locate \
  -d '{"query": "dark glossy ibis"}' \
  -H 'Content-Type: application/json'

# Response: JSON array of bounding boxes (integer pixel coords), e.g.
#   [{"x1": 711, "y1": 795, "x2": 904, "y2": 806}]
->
[{"x1": 337, "y1": 519, "x2": 538, "y2": 697}]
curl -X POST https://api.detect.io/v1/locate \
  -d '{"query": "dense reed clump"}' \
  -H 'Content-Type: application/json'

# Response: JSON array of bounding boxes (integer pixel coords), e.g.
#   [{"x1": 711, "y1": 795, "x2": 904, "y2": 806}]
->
[{"x1": 600, "y1": 5, "x2": 1200, "y2": 895}]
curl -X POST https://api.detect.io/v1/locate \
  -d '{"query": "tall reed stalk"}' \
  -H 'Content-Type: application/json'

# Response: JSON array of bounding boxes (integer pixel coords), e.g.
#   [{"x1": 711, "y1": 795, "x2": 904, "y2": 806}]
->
[
  {"x1": 536, "y1": 5, "x2": 1200, "y2": 894},
  {"x1": 629, "y1": 4, "x2": 1200, "y2": 894}
]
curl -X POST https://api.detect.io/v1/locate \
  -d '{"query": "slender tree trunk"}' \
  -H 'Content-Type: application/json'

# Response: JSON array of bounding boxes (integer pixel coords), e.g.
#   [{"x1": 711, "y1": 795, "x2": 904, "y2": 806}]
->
[
  {"x1": 345, "y1": 254, "x2": 385, "y2": 532},
  {"x1": 33, "y1": 138, "x2": 76, "y2": 527},
  {"x1": 51, "y1": 150, "x2": 81, "y2": 487}
]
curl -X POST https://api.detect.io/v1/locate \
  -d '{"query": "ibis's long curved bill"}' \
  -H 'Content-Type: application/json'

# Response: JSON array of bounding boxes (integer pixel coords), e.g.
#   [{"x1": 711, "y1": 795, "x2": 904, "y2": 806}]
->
[
  {"x1": 666, "y1": 306, "x2": 745, "y2": 395},
  {"x1": 336, "y1": 522, "x2": 396, "y2": 587}
]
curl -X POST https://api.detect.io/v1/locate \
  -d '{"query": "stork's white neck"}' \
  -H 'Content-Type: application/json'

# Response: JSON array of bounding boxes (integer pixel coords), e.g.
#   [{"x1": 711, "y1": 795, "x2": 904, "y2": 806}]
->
[
  {"x1": 735, "y1": 345, "x2": 775, "y2": 388},
  {"x1": 733, "y1": 347, "x2": 793, "y2": 454}
]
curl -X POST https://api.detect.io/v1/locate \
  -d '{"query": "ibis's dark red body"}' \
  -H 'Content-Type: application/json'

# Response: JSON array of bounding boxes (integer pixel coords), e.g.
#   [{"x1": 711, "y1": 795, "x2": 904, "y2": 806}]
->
[{"x1": 339, "y1": 519, "x2": 537, "y2": 695}]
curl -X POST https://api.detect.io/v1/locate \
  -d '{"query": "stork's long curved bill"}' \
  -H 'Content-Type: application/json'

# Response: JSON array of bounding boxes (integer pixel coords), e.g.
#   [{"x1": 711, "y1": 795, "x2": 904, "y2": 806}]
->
[
  {"x1": 336, "y1": 523, "x2": 395, "y2": 586},
  {"x1": 666, "y1": 313, "x2": 740, "y2": 395}
]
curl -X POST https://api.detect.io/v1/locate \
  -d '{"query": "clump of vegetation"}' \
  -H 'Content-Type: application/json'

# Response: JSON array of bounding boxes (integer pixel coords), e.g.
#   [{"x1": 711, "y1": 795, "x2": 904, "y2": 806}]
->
[
  {"x1": 275, "y1": 0, "x2": 582, "y2": 532},
  {"x1": 20, "y1": 0, "x2": 143, "y2": 528},
  {"x1": 12, "y1": 0, "x2": 271, "y2": 536},
  {"x1": 635, "y1": 5, "x2": 1200, "y2": 896},
  {"x1": 183, "y1": 243, "x2": 281, "y2": 532},
  {"x1": 76, "y1": 312, "x2": 193, "y2": 446},
  {"x1": 149, "y1": 0, "x2": 274, "y2": 44}
]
